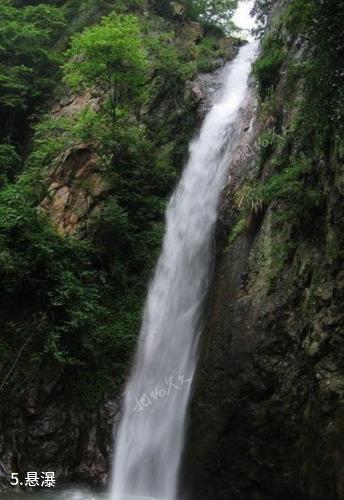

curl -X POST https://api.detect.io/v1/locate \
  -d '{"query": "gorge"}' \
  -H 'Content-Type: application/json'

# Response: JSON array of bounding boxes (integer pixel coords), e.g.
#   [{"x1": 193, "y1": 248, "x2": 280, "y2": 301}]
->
[{"x1": 0, "y1": 0, "x2": 344, "y2": 499}]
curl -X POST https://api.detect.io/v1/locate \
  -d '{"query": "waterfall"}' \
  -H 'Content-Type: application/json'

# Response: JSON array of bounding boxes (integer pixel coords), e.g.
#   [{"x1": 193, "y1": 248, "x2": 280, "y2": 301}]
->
[{"x1": 110, "y1": 7, "x2": 258, "y2": 500}]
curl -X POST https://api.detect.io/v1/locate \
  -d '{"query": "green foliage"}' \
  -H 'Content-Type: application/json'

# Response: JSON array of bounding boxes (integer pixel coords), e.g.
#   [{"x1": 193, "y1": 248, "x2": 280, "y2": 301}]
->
[
  {"x1": 286, "y1": 61, "x2": 312, "y2": 88},
  {"x1": 0, "y1": 165, "x2": 139, "y2": 402},
  {"x1": 0, "y1": 1, "x2": 65, "y2": 142},
  {"x1": 266, "y1": 239, "x2": 297, "y2": 292},
  {"x1": 226, "y1": 217, "x2": 246, "y2": 248},
  {"x1": 29, "y1": 115, "x2": 79, "y2": 167},
  {"x1": 235, "y1": 159, "x2": 323, "y2": 220},
  {"x1": 283, "y1": 0, "x2": 313, "y2": 34},
  {"x1": 0, "y1": 0, "x2": 239, "y2": 408},
  {"x1": 239, "y1": 0, "x2": 344, "y2": 295},
  {"x1": 153, "y1": 0, "x2": 238, "y2": 31},
  {"x1": 305, "y1": 0, "x2": 344, "y2": 137},
  {"x1": 252, "y1": 36, "x2": 285, "y2": 98},
  {"x1": 257, "y1": 0, "x2": 344, "y2": 141},
  {"x1": 68, "y1": 292, "x2": 142, "y2": 408},
  {"x1": 26, "y1": 105, "x2": 169, "y2": 279},
  {"x1": 184, "y1": 0, "x2": 238, "y2": 32},
  {"x1": 195, "y1": 36, "x2": 229, "y2": 72},
  {"x1": 0, "y1": 103, "x2": 162, "y2": 403},
  {"x1": 64, "y1": 14, "x2": 148, "y2": 120},
  {"x1": 145, "y1": 30, "x2": 196, "y2": 88},
  {"x1": 0, "y1": 144, "x2": 21, "y2": 186}
]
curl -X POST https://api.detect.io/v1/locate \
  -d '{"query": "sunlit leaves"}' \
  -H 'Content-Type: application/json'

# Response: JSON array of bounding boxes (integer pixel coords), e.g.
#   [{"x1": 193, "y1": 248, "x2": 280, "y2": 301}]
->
[{"x1": 64, "y1": 14, "x2": 148, "y2": 120}]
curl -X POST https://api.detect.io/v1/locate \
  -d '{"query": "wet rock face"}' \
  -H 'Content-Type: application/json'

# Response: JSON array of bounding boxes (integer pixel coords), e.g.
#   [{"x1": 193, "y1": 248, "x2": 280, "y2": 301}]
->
[
  {"x1": 182, "y1": 5, "x2": 344, "y2": 499},
  {"x1": 185, "y1": 224, "x2": 344, "y2": 499},
  {"x1": 183, "y1": 120, "x2": 344, "y2": 498},
  {"x1": 0, "y1": 366, "x2": 120, "y2": 492}
]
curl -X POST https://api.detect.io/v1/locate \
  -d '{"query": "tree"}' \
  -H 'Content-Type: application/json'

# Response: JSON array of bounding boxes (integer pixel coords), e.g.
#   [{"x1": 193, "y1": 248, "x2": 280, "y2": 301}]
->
[
  {"x1": 63, "y1": 14, "x2": 148, "y2": 121},
  {"x1": 184, "y1": 0, "x2": 238, "y2": 31},
  {"x1": 0, "y1": 2, "x2": 65, "y2": 142}
]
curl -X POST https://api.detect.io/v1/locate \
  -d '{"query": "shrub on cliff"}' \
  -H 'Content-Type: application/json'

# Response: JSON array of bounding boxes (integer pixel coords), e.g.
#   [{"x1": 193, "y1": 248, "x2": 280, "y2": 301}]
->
[
  {"x1": 252, "y1": 36, "x2": 285, "y2": 98},
  {"x1": 64, "y1": 14, "x2": 148, "y2": 121}
]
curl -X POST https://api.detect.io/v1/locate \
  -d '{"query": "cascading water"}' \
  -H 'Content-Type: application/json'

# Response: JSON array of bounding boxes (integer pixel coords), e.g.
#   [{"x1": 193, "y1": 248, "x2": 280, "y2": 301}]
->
[{"x1": 111, "y1": 5, "x2": 258, "y2": 500}]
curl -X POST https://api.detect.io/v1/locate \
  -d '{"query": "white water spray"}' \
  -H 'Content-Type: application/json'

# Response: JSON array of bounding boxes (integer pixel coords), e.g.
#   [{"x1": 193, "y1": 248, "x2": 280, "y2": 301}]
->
[{"x1": 111, "y1": 5, "x2": 258, "y2": 500}]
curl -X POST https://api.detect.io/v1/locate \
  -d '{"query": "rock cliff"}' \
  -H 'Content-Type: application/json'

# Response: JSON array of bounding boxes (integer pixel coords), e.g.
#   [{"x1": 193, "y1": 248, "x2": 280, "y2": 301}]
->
[{"x1": 184, "y1": 1, "x2": 344, "y2": 499}]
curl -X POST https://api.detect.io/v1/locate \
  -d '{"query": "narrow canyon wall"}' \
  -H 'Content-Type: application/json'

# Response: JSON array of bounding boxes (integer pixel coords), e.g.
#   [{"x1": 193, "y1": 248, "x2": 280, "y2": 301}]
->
[{"x1": 184, "y1": 1, "x2": 344, "y2": 499}]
